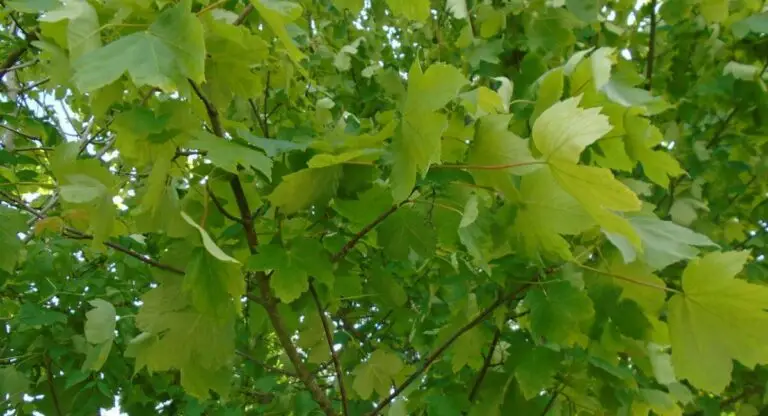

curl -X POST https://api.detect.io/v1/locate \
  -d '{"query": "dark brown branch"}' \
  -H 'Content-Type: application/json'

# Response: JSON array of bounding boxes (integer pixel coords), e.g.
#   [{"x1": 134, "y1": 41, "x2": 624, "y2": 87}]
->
[
  {"x1": 248, "y1": 98, "x2": 269, "y2": 138},
  {"x1": 369, "y1": 282, "x2": 534, "y2": 415},
  {"x1": 310, "y1": 284, "x2": 350, "y2": 416},
  {"x1": 468, "y1": 328, "x2": 501, "y2": 402},
  {"x1": 206, "y1": 183, "x2": 244, "y2": 224},
  {"x1": 193, "y1": 80, "x2": 337, "y2": 416},
  {"x1": 539, "y1": 385, "x2": 563, "y2": 416},
  {"x1": 645, "y1": 0, "x2": 657, "y2": 90},
  {"x1": 43, "y1": 355, "x2": 63, "y2": 416},
  {"x1": 331, "y1": 202, "x2": 404, "y2": 263},
  {"x1": 233, "y1": 4, "x2": 254, "y2": 26},
  {"x1": 189, "y1": 80, "x2": 224, "y2": 137}
]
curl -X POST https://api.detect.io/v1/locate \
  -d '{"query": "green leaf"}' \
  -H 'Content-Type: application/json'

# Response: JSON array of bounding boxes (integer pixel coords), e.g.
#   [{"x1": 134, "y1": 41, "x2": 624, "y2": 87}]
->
[
  {"x1": 731, "y1": 12, "x2": 768, "y2": 38},
  {"x1": 333, "y1": 184, "x2": 394, "y2": 225},
  {"x1": 82, "y1": 339, "x2": 113, "y2": 372},
  {"x1": 84, "y1": 299, "x2": 116, "y2": 344},
  {"x1": 550, "y1": 162, "x2": 641, "y2": 247},
  {"x1": 59, "y1": 173, "x2": 108, "y2": 203},
  {"x1": 14, "y1": 303, "x2": 68, "y2": 328},
  {"x1": 404, "y1": 63, "x2": 468, "y2": 114},
  {"x1": 450, "y1": 327, "x2": 484, "y2": 372},
  {"x1": 668, "y1": 251, "x2": 768, "y2": 393},
  {"x1": 0, "y1": 366, "x2": 29, "y2": 405},
  {"x1": 386, "y1": 0, "x2": 429, "y2": 22},
  {"x1": 128, "y1": 276, "x2": 234, "y2": 399},
  {"x1": 352, "y1": 349, "x2": 404, "y2": 399},
  {"x1": 446, "y1": 0, "x2": 468, "y2": 19},
  {"x1": 700, "y1": 0, "x2": 728, "y2": 22},
  {"x1": 184, "y1": 248, "x2": 245, "y2": 318},
  {"x1": 608, "y1": 215, "x2": 718, "y2": 270},
  {"x1": 181, "y1": 212, "x2": 240, "y2": 264},
  {"x1": 39, "y1": 0, "x2": 101, "y2": 60},
  {"x1": 247, "y1": 239, "x2": 334, "y2": 302},
  {"x1": 514, "y1": 346, "x2": 561, "y2": 399},
  {"x1": 390, "y1": 111, "x2": 448, "y2": 202},
  {"x1": 513, "y1": 168, "x2": 594, "y2": 260},
  {"x1": 249, "y1": 0, "x2": 307, "y2": 77},
  {"x1": 532, "y1": 96, "x2": 612, "y2": 163},
  {"x1": 0, "y1": 206, "x2": 28, "y2": 273},
  {"x1": 73, "y1": 0, "x2": 205, "y2": 92},
  {"x1": 189, "y1": 132, "x2": 272, "y2": 180},
  {"x1": 526, "y1": 281, "x2": 594, "y2": 345},
  {"x1": 268, "y1": 166, "x2": 343, "y2": 214},
  {"x1": 531, "y1": 68, "x2": 564, "y2": 123},
  {"x1": 466, "y1": 114, "x2": 540, "y2": 200},
  {"x1": 377, "y1": 207, "x2": 436, "y2": 261}
]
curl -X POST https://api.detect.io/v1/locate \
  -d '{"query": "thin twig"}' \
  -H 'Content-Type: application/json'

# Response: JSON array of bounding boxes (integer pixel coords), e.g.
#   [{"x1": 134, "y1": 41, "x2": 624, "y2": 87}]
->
[
  {"x1": 233, "y1": 4, "x2": 254, "y2": 26},
  {"x1": 190, "y1": 80, "x2": 224, "y2": 137},
  {"x1": 206, "y1": 183, "x2": 244, "y2": 224},
  {"x1": 310, "y1": 284, "x2": 350, "y2": 416},
  {"x1": 331, "y1": 202, "x2": 405, "y2": 262},
  {"x1": 539, "y1": 385, "x2": 563, "y2": 416},
  {"x1": 573, "y1": 263, "x2": 678, "y2": 293},
  {"x1": 43, "y1": 355, "x2": 63, "y2": 416},
  {"x1": 468, "y1": 328, "x2": 501, "y2": 402},
  {"x1": 369, "y1": 282, "x2": 535, "y2": 415},
  {"x1": 645, "y1": 0, "x2": 657, "y2": 90},
  {"x1": 236, "y1": 350, "x2": 298, "y2": 377}
]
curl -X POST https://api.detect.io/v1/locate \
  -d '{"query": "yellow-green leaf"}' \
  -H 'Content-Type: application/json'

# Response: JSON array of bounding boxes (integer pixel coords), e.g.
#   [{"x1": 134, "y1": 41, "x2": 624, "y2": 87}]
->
[
  {"x1": 668, "y1": 251, "x2": 768, "y2": 393},
  {"x1": 533, "y1": 96, "x2": 612, "y2": 163}
]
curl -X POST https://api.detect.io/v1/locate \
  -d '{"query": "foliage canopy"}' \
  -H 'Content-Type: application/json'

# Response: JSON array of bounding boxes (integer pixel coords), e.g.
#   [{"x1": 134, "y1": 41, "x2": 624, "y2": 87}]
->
[{"x1": 1, "y1": 0, "x2": 768, "y2": 414}]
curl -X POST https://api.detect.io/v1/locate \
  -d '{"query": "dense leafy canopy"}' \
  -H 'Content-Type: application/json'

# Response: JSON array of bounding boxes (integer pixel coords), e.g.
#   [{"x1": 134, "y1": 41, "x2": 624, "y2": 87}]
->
[{"x1": 1, "y1": 0, "x2": 768, "y2": 414}]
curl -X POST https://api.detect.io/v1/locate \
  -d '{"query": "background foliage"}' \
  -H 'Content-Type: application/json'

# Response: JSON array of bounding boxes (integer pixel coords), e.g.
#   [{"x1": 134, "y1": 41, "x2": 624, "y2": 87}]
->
[{"x1": 1, "y1": 0, "x2": 768, "y2": 414}]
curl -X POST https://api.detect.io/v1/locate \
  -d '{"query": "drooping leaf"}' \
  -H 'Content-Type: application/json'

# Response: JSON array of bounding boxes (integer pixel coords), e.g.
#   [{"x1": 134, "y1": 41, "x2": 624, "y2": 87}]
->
[
  {"x1": 181, "y1": 212, "x2": 240, "y2": 264},
  {"x1": 184, "y1": 248, "x2": 245, "y2": 318}
]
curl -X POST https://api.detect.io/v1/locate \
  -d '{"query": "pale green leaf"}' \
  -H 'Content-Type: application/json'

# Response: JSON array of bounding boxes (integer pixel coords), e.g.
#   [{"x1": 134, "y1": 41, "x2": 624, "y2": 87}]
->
[
  {"x1": 82, "y1": 340, "x2": 113, "y2": 372},
  {"x1": 40, "y1": 0, "x2": 101, "y2": 60},
  {"x1": 84, "y1": 299, "x2": 116, "y2": 344},
  {"x1": 550, "y1": 162, "x2": 641, "y2": 247},
  {"x1": 390, "y1": 111, "x2": 447, "y2": 202},
  {"x1": 700, "y1": 0, "x2": 728, "y2": 23},
  {"x1": 451, "y1": 327, "x2": 484, "y2": 372},
  {"x1": 533, "y1": 96, "x2": 612, "y2": 163},
  {"x1": 668, "y1": 251, "x2": 768, "y2": 393},
  {"x1": 467, "y1": 114, "x2": 540, "y2": 200},
  {"x1": 73, "y1": 0, "x2": 205, "y2": 92},
  {"x1": 60, "y1": 173, "x2": 107, "y2": 203},
  {"x1": 250, "y1": 0, "x2": 308, "y2": 77},
  {"x1": 268, "y1": 166, "x2": 343, "y2": 214},
  {"x1": 513, "y1": 168, "x2": 594, "y2": 260},
  {"x1": 446, "y1": 0, "x2": 468, "y2": 19},
  {"x1": 405, "y1": 62, "x2": 468, "y2": 113},
  {"x1": 307, "y1": 148, "x2": 381, "y2": 168},
  {"x1": 189, "y1": 132, "x2": 272, "y2": 180},
  {"x1": 181, "y1": 212, "x2": 240, "y2": 264}
]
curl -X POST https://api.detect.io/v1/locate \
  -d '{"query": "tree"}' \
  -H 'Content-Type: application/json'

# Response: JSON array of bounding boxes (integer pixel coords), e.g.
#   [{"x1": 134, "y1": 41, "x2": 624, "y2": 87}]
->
[{"x1": 1, "y1": 0, "x2": 768, "y2": 414}]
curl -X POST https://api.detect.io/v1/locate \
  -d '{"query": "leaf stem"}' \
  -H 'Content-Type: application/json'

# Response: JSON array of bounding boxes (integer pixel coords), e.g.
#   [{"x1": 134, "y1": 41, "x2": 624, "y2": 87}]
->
[
  {"x1": 310, "y1": 284, "x2": 350, "y2": 416},
  {"x1": 573, "y1": 263, "x2": 679, "y2": 293}
]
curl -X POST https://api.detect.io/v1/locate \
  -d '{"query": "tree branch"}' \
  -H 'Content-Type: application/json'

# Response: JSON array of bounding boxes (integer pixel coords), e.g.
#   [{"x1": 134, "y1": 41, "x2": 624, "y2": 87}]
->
[
  {"x1": 206, "y1": 183, "x2": 244, "y2": 224},
  {"x1": 192, "y1": 80, "x2": 338, "y2": 416},
  {"x1": 0, "y1": 190, "x2": 184, "y2": 275},
  {"x1": 369, "y1": 282, "x2": 534, "y2": 415},
  {"x1": 468, "y1": 328, "x2": 501, "y2": 402},
  {"x1": 310, "y1": 284, "x2": 349, "y2": 416},
  {"x1": 43, "y1": 355, "x2": 63, "y2": 416},
  {"x1": 331, "y1": 201, "x2": 406, "y2": 263},
  {"x1": 645, "y1": 0, "x2": 657, "y2": 90},
  {"x1": 233, "y1": 4, "x2": 254, "y2": 26}
]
